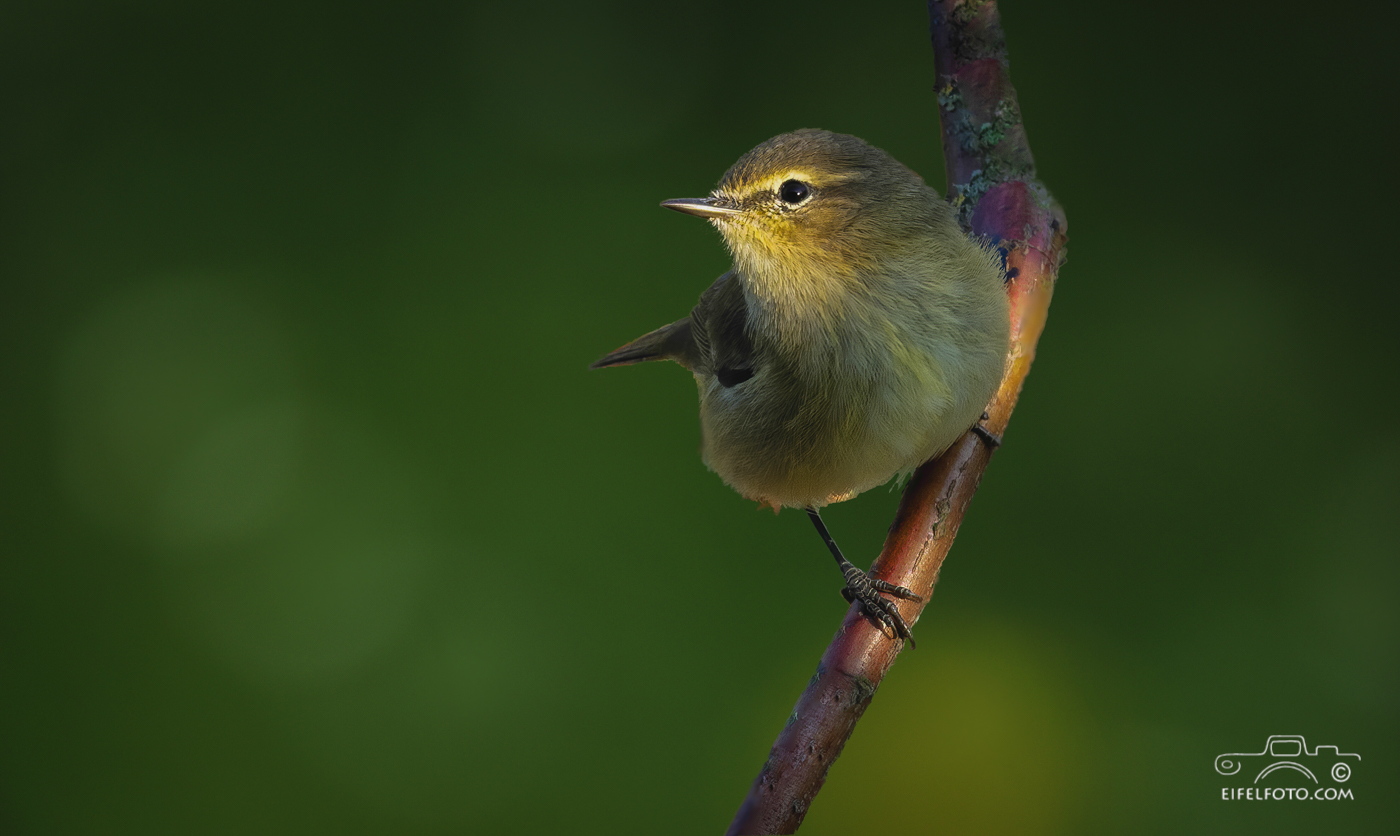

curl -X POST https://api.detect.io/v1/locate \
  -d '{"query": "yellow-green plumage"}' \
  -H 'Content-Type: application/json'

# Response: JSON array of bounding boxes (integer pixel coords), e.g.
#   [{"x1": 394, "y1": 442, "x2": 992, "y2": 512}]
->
[{"x1": 594, "y1": 129, "x2": 1009, "y2": 509}]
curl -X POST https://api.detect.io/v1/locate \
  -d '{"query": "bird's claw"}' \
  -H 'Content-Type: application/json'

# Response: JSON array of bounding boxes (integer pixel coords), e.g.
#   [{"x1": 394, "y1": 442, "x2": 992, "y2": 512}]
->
[
  {"x1": 840, "y1": 569, "x2": 922, "y2": 646},
  {"x1": 971, "y1": 411, "x2": 1001, "y2": 449}
]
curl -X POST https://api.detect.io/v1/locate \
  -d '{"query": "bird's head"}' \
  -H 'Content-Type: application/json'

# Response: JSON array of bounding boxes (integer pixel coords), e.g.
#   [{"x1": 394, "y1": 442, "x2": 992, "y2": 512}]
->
[{"x1": 661, "y1": 129, "x2": 940, "y2": 287}]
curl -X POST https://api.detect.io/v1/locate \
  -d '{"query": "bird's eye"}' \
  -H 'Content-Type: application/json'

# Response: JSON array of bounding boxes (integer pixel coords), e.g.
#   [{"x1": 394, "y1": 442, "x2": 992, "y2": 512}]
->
[{"x1": 778, "y1": 179, "x2": 811, "y2": 204}]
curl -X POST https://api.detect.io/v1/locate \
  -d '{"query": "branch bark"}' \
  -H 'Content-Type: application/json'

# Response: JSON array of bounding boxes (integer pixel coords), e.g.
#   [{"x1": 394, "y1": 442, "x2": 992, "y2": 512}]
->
[{"x1": 726, "y1": 2, "x2": 1067, "y2": 833}]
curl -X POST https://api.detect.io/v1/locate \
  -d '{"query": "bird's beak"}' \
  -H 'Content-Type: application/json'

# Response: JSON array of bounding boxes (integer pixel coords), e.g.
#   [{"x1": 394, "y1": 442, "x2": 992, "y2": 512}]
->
[{"x1": 660, "y1": 197, "x2": 742, "y2": 219}]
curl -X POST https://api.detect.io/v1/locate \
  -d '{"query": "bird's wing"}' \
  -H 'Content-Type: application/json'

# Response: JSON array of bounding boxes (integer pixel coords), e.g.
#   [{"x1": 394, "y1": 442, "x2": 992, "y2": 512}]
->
[
  {"x1": 690, "y1": 270, "x2": 755, "y2": 386},
  {"x1": 590, "y1": 271, "x2": 755, "y2": 386}
]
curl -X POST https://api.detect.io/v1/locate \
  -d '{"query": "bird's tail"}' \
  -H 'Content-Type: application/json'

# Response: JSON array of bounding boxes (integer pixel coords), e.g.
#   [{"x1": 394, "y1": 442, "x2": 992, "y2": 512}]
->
[{"x1": 589, "y1": 318, "x2": 695, "y2": 369}]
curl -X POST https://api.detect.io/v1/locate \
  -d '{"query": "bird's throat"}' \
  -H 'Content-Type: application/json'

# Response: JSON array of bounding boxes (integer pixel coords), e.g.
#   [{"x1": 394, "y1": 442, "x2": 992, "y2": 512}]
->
[{"x1": 732, "y1": 245, "x2": 859, "y2": 341}]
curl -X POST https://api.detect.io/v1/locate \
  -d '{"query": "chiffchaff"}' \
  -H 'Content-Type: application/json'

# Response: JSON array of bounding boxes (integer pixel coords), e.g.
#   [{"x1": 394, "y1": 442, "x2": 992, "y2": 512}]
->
[{"x1": 593, "y1": 129, "x2": 1009, "y2": 640}]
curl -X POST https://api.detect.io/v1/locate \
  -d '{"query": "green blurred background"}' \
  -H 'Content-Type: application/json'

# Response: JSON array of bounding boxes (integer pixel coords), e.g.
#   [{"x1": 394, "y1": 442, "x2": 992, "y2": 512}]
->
[{"x1": 3, "y1": 1, "x2": 1397, "y2": 833}]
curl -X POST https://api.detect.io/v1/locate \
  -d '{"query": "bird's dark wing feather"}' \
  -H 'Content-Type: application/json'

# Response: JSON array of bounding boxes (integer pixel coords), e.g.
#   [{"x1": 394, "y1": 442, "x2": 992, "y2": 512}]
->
[
  {"x1": 691, "y1": 271, "x2": 755, "y2": 386},
  {"x1": 590, "y1": 271, "x2": 755, "y2": 386}
]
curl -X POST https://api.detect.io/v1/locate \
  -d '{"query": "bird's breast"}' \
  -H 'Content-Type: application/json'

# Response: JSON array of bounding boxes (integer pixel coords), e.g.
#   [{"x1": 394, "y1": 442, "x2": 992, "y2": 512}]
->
[{"x1": 695, "y1": 305, "x2": 957, "y2": 509}]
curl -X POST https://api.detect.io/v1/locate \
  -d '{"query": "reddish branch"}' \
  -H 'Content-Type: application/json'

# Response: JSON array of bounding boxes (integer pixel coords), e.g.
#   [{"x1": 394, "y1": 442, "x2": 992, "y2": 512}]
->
[{"x1": 725, "y1": 2, "x2": 1068, "y2": 833}]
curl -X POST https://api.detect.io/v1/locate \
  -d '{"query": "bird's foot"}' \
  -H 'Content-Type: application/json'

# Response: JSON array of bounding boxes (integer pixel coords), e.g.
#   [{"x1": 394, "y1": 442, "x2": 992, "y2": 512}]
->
[
  {"x1": 839, "y1": 566, "x2": 923, "y2": 645},
  {"x1": 971, "y1": 411, "x2": 1001, "y2": 449}
]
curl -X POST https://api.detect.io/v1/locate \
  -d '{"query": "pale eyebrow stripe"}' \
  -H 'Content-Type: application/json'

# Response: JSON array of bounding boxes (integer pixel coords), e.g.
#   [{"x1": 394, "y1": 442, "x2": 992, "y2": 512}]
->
[{"x1": 752, "y1": 170, "x2": 859, "y2": 192}]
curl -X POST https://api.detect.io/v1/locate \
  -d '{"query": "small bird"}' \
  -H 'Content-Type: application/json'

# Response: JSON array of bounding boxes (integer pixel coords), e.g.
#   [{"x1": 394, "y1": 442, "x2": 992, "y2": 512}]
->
[{"x1": 592, "y1": 129, "x2": 1009, "y2": 641}]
